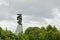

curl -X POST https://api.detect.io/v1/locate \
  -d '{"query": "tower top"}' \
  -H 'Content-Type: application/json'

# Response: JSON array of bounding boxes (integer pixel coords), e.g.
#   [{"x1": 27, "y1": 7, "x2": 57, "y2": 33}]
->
[
  {"x1": 17, "y1": 14, "x2": 22, "y2": 25},
  {"x1": 17, "y1": 14, "x2": 22, "y2": 15}
]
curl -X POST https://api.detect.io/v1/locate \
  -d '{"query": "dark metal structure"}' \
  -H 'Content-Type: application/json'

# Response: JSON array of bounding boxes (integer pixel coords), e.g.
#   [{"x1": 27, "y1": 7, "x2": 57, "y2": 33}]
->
[
  {"x1": 15, "y1": 14, "x2": 23, "y2": 35},
  {"x1": 17, "y1": 14, "x2": 22, "y2": 25}
]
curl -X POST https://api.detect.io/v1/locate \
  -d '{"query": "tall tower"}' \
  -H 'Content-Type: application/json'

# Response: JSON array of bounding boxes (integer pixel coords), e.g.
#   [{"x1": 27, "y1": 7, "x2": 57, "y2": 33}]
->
[{"x1": 15, "y1": 14, "x2": 23, "y2": 35}]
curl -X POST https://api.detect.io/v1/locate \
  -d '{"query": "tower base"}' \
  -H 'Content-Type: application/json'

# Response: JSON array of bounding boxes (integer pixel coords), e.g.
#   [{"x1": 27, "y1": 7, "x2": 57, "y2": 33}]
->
[{"x1": 15, "y1": 25, "x2": 23, "y2": 35}]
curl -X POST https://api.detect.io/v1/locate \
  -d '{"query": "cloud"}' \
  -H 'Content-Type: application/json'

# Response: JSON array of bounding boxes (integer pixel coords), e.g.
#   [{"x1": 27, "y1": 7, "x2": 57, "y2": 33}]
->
[
  {"x1": 0, "y1": 0, "x2": 9, "y2": 6},
  {"x1": 0, "y1": 0, "x2": 60, "y2": 32},
  {"x1": 5, "y1": 0, "x2": 60, "y2": 18},
  {"x1": 22, "y1": 15, "x2": 48, "y2": 32},
  {"x1": 44, "y1": 8, "x2": 60, "y2": 30},
  {"x1": 0, "y1": 20, "x2": 17, "y2": 32}
]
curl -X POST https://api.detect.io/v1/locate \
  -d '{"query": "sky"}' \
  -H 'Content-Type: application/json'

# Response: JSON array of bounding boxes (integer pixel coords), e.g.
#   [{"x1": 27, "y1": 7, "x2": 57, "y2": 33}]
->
[{"x1": 0, "y1": 0, "x2": 60, "y2": 32}]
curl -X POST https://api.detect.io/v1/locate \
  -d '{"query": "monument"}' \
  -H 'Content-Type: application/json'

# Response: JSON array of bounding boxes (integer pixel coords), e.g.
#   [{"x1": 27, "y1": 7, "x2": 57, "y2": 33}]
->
[{"x1": 15, "y1": 14, "x2": 23, "y2": 35}]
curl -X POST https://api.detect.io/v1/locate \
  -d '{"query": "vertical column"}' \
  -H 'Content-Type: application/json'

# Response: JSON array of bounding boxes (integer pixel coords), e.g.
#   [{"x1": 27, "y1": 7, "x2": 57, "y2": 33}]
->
[{"x1": 15, "y1": 14, "x2": 23, "y2": 35}]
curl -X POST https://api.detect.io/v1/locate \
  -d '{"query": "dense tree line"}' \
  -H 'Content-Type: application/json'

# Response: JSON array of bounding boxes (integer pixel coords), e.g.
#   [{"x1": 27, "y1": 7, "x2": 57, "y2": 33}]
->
[{"x1": 0, "y1": 25, "x2": 60, "y2": 40}]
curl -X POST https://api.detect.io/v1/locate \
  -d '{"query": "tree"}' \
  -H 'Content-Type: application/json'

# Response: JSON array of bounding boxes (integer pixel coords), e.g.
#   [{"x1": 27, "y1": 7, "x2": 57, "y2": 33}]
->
[
  {"x1": 18, "y1": 33, "x2": 23, "y2": 40},
  {"x1": 46, "y1": 25, "x2": 53, "y2": 32},
  {"x1": 40, "y1": 27, "x2": 47, "y2": 40},
  {"x1": 43, "y1": 30, "x2": 57, "y2": 40},
  {"x1": 0, "y1": 25, "x2": 60, "y2": 40},
  {"x1": 23, "y1": 34, "x2": 29, "y2": 40},
  {"x1": 52, "y1": 26, "x2": 57, "y2": 32},
  {"x1": 57, "y1": 31, "x2": 60, "y2": 40},
  {"x1": 25, "y1": 27, "x2": 40, "y2": 40}
]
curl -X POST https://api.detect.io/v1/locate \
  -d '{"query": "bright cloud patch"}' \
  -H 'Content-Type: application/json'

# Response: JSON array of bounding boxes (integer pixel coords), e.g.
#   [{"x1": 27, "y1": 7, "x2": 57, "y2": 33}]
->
[
  {"x1": 0, "y1": 0, "x2": 9, "y2": 6},
  {"x1": 44, "y1": 8, "x2": 60, "y2": 30}
]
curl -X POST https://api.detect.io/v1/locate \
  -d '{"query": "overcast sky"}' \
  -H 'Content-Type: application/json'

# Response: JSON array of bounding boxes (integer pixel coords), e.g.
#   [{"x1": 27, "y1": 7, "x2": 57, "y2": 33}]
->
[{"x1": 0, "y1": 0, "x2": 60, "y2": 32}]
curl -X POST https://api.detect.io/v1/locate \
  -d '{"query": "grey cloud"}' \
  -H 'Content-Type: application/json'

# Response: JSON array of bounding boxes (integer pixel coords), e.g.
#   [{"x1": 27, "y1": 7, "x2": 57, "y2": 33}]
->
[
  {"x1": 0, "y1": 0, "x2": 60, "y2": 21},
  {"x1": 0, "y1": 0, "x2": 60, "y2": 32},
  {"x1": 5, "y1": 0, "x2": 60, "y2": 18}
]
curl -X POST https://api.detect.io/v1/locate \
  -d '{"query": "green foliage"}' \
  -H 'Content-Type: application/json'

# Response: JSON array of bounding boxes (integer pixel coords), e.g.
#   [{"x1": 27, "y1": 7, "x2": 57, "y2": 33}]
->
[
  {"x1": 46, "y1": 25, "x2": 53, "y2": 32},
  {"x1": 0, "y1": 25, "x2": 60, "y2": 40},
  {"x1": 43, "y1": 30, "x2": 57, "y2": 40},
  {"x1": 25, "y1": 27, "x2": 40, "y2": 40},
  {"x1": 56, "y1": 31, "x2": 60, "y2": 40}
]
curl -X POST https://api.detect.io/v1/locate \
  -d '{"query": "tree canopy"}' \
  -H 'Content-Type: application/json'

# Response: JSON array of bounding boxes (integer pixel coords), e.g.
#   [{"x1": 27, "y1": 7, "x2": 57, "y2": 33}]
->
[{"x1": 0, "y1": 25, "x2": 60, "y2": 40}]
